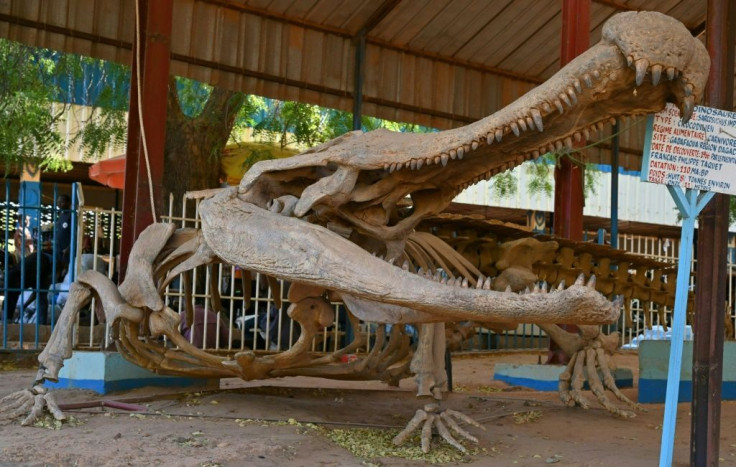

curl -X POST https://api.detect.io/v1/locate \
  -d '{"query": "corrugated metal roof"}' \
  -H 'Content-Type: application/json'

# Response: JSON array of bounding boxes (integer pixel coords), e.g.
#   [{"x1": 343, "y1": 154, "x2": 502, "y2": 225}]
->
[{"x1": 0, "y1": 0, "x2": 715, "y2": 166}]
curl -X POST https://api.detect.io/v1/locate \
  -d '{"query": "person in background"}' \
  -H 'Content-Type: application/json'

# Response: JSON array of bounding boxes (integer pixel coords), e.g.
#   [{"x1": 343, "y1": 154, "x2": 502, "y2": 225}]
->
[{"x1": 54, "y1": 194, "x2": 72, "y2": 267}]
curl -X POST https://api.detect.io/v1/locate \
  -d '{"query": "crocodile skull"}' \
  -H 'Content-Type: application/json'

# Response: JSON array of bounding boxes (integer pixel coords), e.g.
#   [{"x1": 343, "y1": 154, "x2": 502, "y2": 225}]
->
[{"x1": 199, "y1": 11, "x2": 708, "y2": 326}]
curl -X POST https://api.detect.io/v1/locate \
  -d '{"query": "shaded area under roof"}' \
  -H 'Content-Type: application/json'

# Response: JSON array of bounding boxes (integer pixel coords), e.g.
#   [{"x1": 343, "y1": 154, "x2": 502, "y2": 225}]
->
[{"x1": 0, "y1": 0, "x2": 717, "y2": 172}]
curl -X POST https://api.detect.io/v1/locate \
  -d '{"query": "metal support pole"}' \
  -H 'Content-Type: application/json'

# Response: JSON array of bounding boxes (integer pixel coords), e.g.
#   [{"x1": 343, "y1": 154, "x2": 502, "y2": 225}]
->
[
  {"x1": 119, "y1": 0, "x2": 173, "y2": 281},
  {"x1": 691, "y1": 1, "x2": 735, "y2": 464},
  {"x1": 352, "y1": 31, "x2": 366, "y2": 131},
  {"x1": 610, "y1": 119, "x2": 620, "y2": 249}
]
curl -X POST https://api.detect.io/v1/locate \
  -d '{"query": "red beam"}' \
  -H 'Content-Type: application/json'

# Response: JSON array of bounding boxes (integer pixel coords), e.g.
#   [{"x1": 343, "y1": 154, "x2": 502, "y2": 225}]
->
[
  {"x1": 119, "y1": 0, "x2": 172, "y2": 282},
  {"x1": 547, "y1": 0, "x2": 590, "y2": 365},
  {"x1": 553, "y1": 0, "x2": 589, "y2": 242}
]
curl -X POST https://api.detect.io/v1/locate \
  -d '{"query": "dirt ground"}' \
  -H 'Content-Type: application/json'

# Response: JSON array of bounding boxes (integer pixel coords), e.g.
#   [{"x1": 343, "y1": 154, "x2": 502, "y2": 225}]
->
[{"x1": 1, "y1": 351, "x2": 735, "y2": 466}]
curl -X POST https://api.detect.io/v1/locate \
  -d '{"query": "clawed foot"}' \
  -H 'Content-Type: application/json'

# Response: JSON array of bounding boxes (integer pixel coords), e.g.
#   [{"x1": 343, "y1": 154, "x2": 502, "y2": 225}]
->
[
  {"x1": 558, "y1": 340, "x2": 644, "y2": 418},
  {"x1": 392, "y1": 403, "x2": 484, "y2": 453},
  {"x1": 0, "y1": 385, "x2": 65, "y2": 426}
]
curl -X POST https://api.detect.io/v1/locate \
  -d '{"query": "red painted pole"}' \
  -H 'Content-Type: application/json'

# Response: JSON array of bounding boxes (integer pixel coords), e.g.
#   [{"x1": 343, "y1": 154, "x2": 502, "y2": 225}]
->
[
  {"x1": 119, "y1": 0, "x2": 172, "y2": 282},
  {"x1": 553, "y1": 0, "x2": 589, "y2": 241},
  {"x1": 547, "y1": 0, "x2": 589, "y2": 364},
  {"x1": 691, "y1": 1, "x2": 734, "y2": 464}
]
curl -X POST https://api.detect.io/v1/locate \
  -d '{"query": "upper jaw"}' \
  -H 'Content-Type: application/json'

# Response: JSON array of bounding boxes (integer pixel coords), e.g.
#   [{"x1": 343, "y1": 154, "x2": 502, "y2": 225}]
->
[{"x1": 376, "y1": 11, "x2": 709, "y2": 193}]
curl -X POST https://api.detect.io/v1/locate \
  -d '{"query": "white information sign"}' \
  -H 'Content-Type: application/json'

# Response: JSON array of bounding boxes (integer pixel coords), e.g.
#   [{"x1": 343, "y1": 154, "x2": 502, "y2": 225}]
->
[{"x1": 641, "y1": 102, "x2": 736, "y2": 196}]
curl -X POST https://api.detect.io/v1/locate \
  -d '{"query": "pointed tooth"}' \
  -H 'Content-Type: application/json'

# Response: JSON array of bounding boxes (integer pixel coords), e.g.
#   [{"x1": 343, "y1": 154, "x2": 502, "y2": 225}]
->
[
  {"x1": 634, "y1": 59, "x2": 648, "y2": 86},
  {"x1": 593, "y1": 70, "x2": 600, "y2": 80},
  {"x1": 416, "y1": 159, "x2": 424, "y2": 170},
  {"x1": 567, "y1": 87, "x2": 577, "y2": 105},
  {"x1": 510, "y1": 122, "x2": 520, "y2": 136},
  {"x1": 564, "y1": 137, "x2": 573, "y2": 149},
  {"x1": 417, "y1": 267, "x2": 424, "y2": 276},
  {"x1": 402, "y1": 260, "x2": 410, "y2": 271},
  {"x1": 681, "y1": 96, "x2": 695, "y2": 123},
  {"x1": 547, "y1": 143, "x2": 556, "y2": 153},
  {"x1": 449, "y1": 149, "x2": 457, "y2": 160},
  {"x1": 389, "y1": 163, "x2": 397, "y2": 173},
  {"x1": 542, "y1": 102, "x2": 552, "y2": 113},
  {"x1": 504, "y1": 285, "x2": 512, "y2": 293},
  {"x1": 583, "y1": 128, "x2": 590, "y2": 140},
  {"x1": 586, "y1": 274, "x2": 597, "y2": 289},
  {"x1": 555, "y1": 140, "x2": 563, "y2": 151},
  {"x1": 666, "y1": 67, "x2": 676, "y2": 80},
  {"x1": 482, "y1": 277, "x2": 492, "y2": 290},
  {"x1": 461, "y1": 278, "x2": 468, "y2": 288},
  {"x1": 554, "y1": 99, "x2": 564, "y2": 114},
  {"x1": 471, "y1": 141, "x2": 479, "y2": 151},
  {"x1": 583, "y1": 74, "x2": 593, "y2": 88},
  {"x1": 523, "y1": 287, "x2": 531, "y2": 295},
  {"x1": 575, "y1": 273, "x2": 585, "y2": 285},
  {"x1": 684, "y1": 83, "x2": 694, "y2": 97},
  {"x1": 526, "y1": 116, "x2": 535, "y2": 131},
  {"x1": 609, "y1": 117, "x2": 616, "y2": 126},
  {"x1": 457, "y1": 147, "x2": 464, "y2": 159},
  {"x1": 560, "y1": 93, "x2": 571, "y2": 108},
  {"x1": 425, "y1": 157, "x2": 433, "y2": 166},
  {"x1": 476, "y1": 276, "x2": 484, "y2": 289},
  {"x1": 556, "y1": 280, "x2": 565, "y2": 291},
  {"x1": 495, "y1": 129, "x2": 503, "y2": 142},
  {"x1": 626, "y1": 55, "x2": 633, "y2": 67},
  {"x1": 405, "y1": 161, "x2": 411, "y2": 169},
  {"x1": 596, "y1": 121, "x2": 605, "y2": 131},
  {"x1": 541, "y1": 282, "x2": 548, "y2": 293},
  {"x1": 573, "y1": 79, "x2": 582, "y2": 93},
  {"x1": 486, "y1": 133, "x2": 494, "y2": 145},
  {"x1": 441, "y1": 153, "x2": 449, "y2": 166},
  {"x1": 434, "y1": 155, "x2": 441, "y2": 165},
  {"x1": 573, "y1": 132, "x2": 582, "y2": 142},
  {"x1": 533, "y1": 283, "x2": 541, "y2": 293},
  {"x1": 395, "y1": 162, "x2": 402, "y2": 171},
  {"x1": 650, "y1": 64, "x2": 662, "y2": 85},
  {"x1": 532, "y1": 150, "x2": 540, "y2": 159},
  {"x1": 531, "y1": 109, "x2": 543, "y2": 132},
  {"x1": 518, "y1": 118, "x2": 527, "y2": 132},
  {"x1": 410, "y1": 159, "x2": 417, "y2": 170},
  {"x1": 383, "y1": 163, "x2": 390, "y2": 171},
  {"x1": 484, "y1": 170, "x2": 492, "y2": 180}
]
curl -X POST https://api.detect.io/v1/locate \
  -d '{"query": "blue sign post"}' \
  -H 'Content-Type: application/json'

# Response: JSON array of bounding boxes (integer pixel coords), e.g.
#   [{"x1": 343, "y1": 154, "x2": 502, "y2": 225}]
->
[{"x1": 641, "y1": 103, "x2": 736, "y2": 466}]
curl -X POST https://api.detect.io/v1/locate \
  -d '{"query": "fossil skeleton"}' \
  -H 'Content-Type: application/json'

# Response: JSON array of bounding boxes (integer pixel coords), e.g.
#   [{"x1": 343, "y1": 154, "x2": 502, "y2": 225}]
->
[{"x1": 0, "y1": 11, "x2": 708, "y2": 454}]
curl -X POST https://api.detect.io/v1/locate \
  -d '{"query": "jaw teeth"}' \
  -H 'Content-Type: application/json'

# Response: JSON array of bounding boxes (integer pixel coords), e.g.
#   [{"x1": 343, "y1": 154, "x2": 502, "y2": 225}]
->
[
  {"x1": 650, "y1": 64, "x2": 662, "y2": 85},
  {"x1": 634, "y1": 58, "x2": 648, "y2": 86},
  {"x1": 554, "y1": 99, "x2": 564, "y2": 114}
]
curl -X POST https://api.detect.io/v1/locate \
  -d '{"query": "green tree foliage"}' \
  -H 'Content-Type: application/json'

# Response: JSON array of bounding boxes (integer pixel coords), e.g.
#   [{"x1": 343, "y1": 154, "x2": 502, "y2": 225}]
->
[
  {"x1": 252, "y1": 101, "x2": 435, "y2": 150},
  {"x1": 0, "y1": 38, "x2": 129, "y2": 173}
]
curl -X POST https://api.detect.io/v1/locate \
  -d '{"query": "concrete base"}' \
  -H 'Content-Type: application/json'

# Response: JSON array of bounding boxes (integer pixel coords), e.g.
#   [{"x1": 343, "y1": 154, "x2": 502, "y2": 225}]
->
[
  {"x1": 46, "y1": 351, "x2": 219, "y2": 394},
  {"x1": 494, "y1": 363, "x2": 633, "y2": 391},
  {"x1": 638, "y1": 340, "x2": 736, "y2": 403}
]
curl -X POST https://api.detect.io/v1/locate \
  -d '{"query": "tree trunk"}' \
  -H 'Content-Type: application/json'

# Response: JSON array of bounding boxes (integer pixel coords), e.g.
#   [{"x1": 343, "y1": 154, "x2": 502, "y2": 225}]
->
[{"x1": 164, "y1": 78, "x2": 245, "y2": 216}]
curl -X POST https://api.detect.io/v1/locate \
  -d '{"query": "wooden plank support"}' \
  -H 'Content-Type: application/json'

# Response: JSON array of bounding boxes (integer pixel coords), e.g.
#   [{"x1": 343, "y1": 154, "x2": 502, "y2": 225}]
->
[{"x1": 690, "y1": 0, "x2": 735, "y2": 464}]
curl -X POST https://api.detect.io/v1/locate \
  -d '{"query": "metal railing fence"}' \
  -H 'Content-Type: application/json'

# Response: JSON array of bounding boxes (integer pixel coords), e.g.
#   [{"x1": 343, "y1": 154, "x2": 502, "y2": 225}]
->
[{"x1": 2, "y1": 185, "x2": 734, "y2": 355}]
